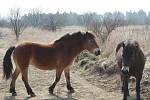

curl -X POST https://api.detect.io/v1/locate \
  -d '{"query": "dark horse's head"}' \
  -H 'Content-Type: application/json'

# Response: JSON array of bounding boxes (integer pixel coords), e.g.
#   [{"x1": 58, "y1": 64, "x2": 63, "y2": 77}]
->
[
  {"x1": 81, "y1": 31, "x2": 101, "y2": 56},
  {"x1": 116, "y1": 39, "x2": 139, "y2": 75}
]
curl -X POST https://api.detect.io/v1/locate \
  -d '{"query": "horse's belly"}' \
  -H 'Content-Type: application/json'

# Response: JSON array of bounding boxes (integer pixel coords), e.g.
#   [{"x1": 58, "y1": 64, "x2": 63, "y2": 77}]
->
[
  {"x1": 29, "y1": 58, "x2": 56, "y2": 70},
  {"x1": 31, "y1": 64, "x2": 56, "y2": 70}
]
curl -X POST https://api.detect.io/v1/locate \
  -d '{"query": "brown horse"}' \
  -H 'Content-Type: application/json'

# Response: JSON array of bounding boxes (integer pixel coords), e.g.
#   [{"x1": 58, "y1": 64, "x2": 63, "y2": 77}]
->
[
  {"x1": 116, "y1": 39, "x2": 146, "y2": 100},
  {"x1": 3, "y1": 31, "x2": 101, "y2": 97}
]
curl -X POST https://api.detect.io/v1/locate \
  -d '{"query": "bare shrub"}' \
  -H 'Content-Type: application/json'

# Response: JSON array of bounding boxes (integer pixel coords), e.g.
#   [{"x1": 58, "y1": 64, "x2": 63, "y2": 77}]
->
[
  {"x1": 30, "y1": 8, "x2": 42, "y2": 27},
  {"x1": 44, "y1": 14, "x2": 57, "y2": 31},
  {"x1": 0, "y1": 31, "x2": 2, "y2": 38},
  {"x1": 84, "y1": 12, "x2": 124, "y2": 44},
  {"x1": 9, "y1": 8, "x2": 27, "y2": 40}
]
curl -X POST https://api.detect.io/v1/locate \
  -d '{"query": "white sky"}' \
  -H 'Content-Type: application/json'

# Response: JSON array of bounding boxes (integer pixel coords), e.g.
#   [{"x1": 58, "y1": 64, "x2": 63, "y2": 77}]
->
[{"x1": 0, "y1": 0, "x2": 150, "y2": 17}]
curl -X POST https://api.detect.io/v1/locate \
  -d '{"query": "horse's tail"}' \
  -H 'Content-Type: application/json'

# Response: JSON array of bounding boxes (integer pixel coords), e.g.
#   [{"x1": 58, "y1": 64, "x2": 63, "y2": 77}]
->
[{"x1": 3, "y1": 46, "x2": 15, "y2": 80}]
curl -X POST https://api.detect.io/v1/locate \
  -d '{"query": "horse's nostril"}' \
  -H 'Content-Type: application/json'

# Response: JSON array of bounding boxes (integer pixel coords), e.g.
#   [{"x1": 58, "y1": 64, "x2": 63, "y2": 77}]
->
[
  {"x1": 95, "y1": 50, "x2": 100, "y2": 56},
  {"x1": 121, "y1": 70, "x2": 129, "y2": 75},
  {"x1": 121, "y1": 67, "x2": 129, "y2": 76},
  {"x1": 97, "y1": 50, "x2": 100, "y2": 55},
  {"x1": 95, "y1": 48, "x2": 100, "y2": 56}
]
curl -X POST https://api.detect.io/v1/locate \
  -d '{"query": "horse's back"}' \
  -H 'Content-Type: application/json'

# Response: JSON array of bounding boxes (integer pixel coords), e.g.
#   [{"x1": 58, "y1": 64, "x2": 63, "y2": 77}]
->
[
  {"x1": 13, "y1": 42, "x2": 57, "y2": 70},
  {"x1": 13, "y1": 42, "x2": 40, "y2": 58}
]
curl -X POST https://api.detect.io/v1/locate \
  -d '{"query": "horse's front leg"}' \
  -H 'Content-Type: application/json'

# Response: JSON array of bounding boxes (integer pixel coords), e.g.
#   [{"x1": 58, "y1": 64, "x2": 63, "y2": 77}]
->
[
  {"x1": 120, "y1": 73, "x2": 124, "y2": 93},
  {"x1": 136, "y1": 77, "x2": 141, "y2": 100},
  {"x1": 64, "y1": 67, "x2": 74, "y2": 93},
  {"x1": 49, "y1": 69, "x2": 63, "y2": 94},
  {"x1": 123, "y1": 78, "x2": 129, "y2": 100}
]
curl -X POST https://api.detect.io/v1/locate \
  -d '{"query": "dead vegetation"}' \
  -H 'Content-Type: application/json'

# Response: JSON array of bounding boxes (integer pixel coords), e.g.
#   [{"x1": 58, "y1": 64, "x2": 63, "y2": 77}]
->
[
  {"x1": 73, "y1": 26, "x2": 150, "y2": 100},
  {"x1": 74, "y1": 50, "x2": 150, "y2": 99}
]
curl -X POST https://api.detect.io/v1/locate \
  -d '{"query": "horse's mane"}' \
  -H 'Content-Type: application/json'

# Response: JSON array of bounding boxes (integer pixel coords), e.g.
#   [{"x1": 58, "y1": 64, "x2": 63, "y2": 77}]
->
[
  {"x1": 54, "y1": 31, "x2": 82, "y2": 43},
  {"x1": 53, "y1": 31, "x2": 95, "y2": 46}
]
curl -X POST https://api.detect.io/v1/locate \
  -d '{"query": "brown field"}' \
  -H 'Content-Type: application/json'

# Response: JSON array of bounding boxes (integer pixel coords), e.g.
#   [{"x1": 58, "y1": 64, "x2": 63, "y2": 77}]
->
[{"x1": 0, "y1": 26, "x2": 150, "y2": 100}]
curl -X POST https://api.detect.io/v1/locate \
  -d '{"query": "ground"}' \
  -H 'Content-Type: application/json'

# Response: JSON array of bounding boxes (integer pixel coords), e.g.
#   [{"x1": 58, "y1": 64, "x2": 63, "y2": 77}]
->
[{"x1": 0, "y1": 67, "x2": 122, "y2": 100}]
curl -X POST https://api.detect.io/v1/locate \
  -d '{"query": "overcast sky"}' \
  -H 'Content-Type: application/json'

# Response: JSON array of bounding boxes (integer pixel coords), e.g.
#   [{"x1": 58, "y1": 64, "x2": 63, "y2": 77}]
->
[{"x1": 0, "y1": 0, "x2": 150, "y2": 17}]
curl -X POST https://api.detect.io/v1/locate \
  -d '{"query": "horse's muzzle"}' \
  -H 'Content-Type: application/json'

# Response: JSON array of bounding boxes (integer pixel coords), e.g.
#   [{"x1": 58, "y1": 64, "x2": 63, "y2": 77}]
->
[
  {"x1": 121, "y1": 66, "x2": 129, "y2": 76},
  {"x1": 94, "y1": 48, "x2": 101, "y2": 56}
]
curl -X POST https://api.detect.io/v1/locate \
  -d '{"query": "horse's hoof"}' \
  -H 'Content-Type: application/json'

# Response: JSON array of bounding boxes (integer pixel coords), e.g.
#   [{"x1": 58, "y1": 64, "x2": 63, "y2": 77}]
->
[
  {"x1": 49, "y1": 90, "x2": 54, "y2": 94},
  {"x1": 123, "y1": 98, "x2": 127, "y2": 100},
  {"x1": 69, "y1": 89, "x2": 75, "y2": 93},
  {"x1": 12, "y1": 92, "x2": 17, "y2": 96},
  {"x1": 30, "y1": 93, "x2": 36, "y2": 97},
  {"x1": 10, "y1": 88, "x2": 15, "y2": 93}
]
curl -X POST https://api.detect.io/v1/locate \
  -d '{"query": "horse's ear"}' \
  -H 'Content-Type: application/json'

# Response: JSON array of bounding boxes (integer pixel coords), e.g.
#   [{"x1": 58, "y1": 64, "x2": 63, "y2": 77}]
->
[
  {"x1": 134, "y1": 41, "x2": 139, "y2": 48},
  {"x1": 78, "y1": 31, "x2": 81, "y2": 33},
  {"x1": 116, "y1": 41, "x2": 125, "y2": 55},
  {"x1": 134, "y1": 41, "x2": 140, "y2": 52}
]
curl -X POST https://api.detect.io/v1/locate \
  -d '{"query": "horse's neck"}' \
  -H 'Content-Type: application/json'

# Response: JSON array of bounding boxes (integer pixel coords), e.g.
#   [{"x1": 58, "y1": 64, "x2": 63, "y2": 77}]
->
[
  {"x1": 71, "y1": 45, "x2": 84, "y2": 57},
  {"x1": 54, "y1": 39, "x2": 84, "y2": 58},
  {"x1": 65, "y1": 41, "x2": 84, "y2": 58}
]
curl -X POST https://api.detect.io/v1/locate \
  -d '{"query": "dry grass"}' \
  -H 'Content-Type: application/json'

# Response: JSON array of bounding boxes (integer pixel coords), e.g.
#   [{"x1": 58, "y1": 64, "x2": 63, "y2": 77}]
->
[
  {"x1": 0, "y1": 26, "x2": 85, "y2": 48},
  {"x1": 102, "y1": 26, "x2": 150, "y2": 59}
]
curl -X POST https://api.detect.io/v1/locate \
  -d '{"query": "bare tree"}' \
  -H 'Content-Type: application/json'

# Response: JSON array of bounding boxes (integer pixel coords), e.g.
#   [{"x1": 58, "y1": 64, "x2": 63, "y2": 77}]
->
[
  {"x1": 103, "y1": 12, "x2": 124, "y2": 41},
  {"x1": 47, "y1": 14, "x2": 57, "y2": 31},
  {"x1": 9, "y1": 8, "x2": 27, "y2": 40},
  {"x1": 30, "y1": 8, "x2": 42, "y2": 27},
  {"x1": 85, "y1": 12, "x2": 124, "y2": 43},
  {"x1": 43, "y1": 13, "x2": 60, "y2": 31},
  {"x1": 104, "y1": 12, "x2": 123, "y2": 33}
]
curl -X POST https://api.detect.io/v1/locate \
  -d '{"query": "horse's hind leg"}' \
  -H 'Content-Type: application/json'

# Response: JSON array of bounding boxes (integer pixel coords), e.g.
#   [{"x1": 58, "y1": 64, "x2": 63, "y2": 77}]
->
[
  {"x1": 64, "y1": 67, "x2": 74, "y2": 93},
  {"x1": 49, "y1": 69, "x2": 63, "y2": 94},
  {"x1": 10, "y1": 67, "x2": 20, "y2": 96},
  {"x1": 21, "y1": 67, "x2": 35, "y2": 97}
]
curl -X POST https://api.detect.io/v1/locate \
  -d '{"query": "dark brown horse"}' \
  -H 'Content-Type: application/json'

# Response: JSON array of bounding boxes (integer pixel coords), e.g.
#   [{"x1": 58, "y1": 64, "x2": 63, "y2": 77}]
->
[
  {"x1": 116, "y1": 39, "x2": 146, "y2": 100},
  {"x1": 3, "y1": 31, "x2": 100, "y2": 97}
]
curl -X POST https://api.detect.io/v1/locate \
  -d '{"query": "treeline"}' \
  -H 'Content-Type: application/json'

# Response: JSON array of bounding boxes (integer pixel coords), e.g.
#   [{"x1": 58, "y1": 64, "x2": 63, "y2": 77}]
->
[
  {"x1": 0, "y1": 9, "x2": 150, "y2": 28},
  {"x1": 0, "y1": 9, "x2": 150, "y2": 41}
]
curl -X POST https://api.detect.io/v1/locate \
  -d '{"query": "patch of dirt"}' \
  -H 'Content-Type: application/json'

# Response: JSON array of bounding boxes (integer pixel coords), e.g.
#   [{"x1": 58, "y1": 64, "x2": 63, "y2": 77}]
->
[{"x1": 0, "y1": 66, "x2": 122, "y2": 100}]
